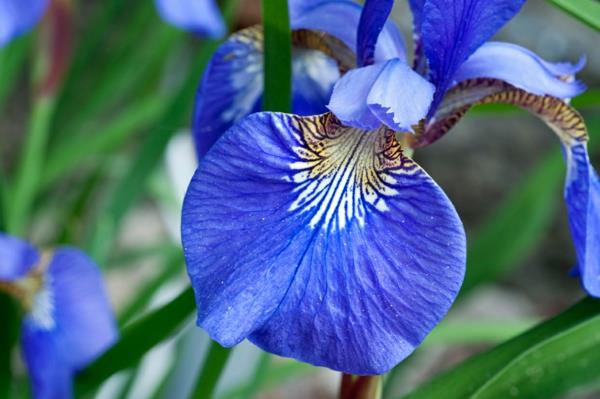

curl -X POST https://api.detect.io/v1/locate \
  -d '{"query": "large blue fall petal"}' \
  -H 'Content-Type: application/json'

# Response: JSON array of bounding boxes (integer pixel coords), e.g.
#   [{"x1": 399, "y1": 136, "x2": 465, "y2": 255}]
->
[
  {"x1": 0, "y1": 0, "x2": 48, "y2": 47},
  {"x1": 564, "y1": 144, "x2": 600, "y2": 297},
  {"x1": 421, "y1": 0, "x2": 526, "y2": 112},
  {"x1": 0, "y1": 233, "x2": 39, "y2": 280},
  {"x1": 154, "y1": 0, "x2": 225, "y2": 38},
  {"x1": 182, "y1": 112, "x2": 466, "y2": 374},
  {"x1": 454, "y1": 42, "x2": 586, "y2": 99},
  {"x1": 192, "y1": 27, "x2": 339, "y2": 158},
  {"x1": 21, "y1": 248, "x2": 117, "y2": 399},
  {"x1": 328, "y1": 59, "x2": 434, "y2": 132}
]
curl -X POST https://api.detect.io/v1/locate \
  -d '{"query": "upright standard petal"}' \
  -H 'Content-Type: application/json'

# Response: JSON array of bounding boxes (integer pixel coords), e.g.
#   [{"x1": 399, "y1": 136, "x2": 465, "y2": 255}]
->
[
  {"x1": 291, "y1": 0, "x2": 406, "y2": 62},
  {"x1": 21, "y1": 248, "x2": 118, "y2": 399},
  {"x1": 328, "y1": 59, "x2": 434, "y2": 132},
  {"x1": 421, "y1": 0, "x2": 526, "y2": 111},
  {"x1": 454, "y1": 42, "x2": 586, "y2": 99},
  {"x1": 0, "y1": 233, "x2": 39, "y2": 280},
  {"x1": 356, "y1": 0, "x2": 394, "y2": 66},
  {"x1": 154, "y1": 0, "x2": 225, "y2": 38},
  {"x1": 192, "y1": 27, "x2": 341, "y2": 159},
  {"x1": 564, "y1": 144, "x2": 600, "y2": 296},
  {"x1": 182, "y1": 112, "x2": 466, "y2": 374},
  {"x1": 0, "y1": 0, "x2": 48, "y2": 47}
]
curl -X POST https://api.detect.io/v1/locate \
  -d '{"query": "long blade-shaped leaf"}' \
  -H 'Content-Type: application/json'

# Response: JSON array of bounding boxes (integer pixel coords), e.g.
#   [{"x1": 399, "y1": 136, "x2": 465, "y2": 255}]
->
[
  {"x1": 402, "y1": 298, "x2": 600, "y2": 399},
  {"x1": 549, "y1": 0, "x2": 600, "y2": 31}
]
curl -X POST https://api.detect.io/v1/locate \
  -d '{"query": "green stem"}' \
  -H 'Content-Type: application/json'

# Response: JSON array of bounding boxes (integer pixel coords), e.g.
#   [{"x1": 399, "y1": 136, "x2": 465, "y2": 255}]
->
[
  {"x1": 190, "y1": 342, "x2": 233, "y2": 399},
  {"x1": 8, "y1": 96, "x2": 56, "y2": 236},
  {"x1": 76, "y1": 287, "x2": 195, "y2": 395},
  {"x1": 261, "y1": 0, "x2": 292, "y2": 112},
  {"x1": 241, "y1": 353, "x2": 271, "y2": 399}
]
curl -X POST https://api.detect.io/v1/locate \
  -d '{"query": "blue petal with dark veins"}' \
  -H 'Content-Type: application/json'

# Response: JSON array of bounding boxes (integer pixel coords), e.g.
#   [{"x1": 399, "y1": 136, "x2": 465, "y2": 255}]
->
[{"x1": 182, "y1": 112, "x2": 465, "y2": 374}]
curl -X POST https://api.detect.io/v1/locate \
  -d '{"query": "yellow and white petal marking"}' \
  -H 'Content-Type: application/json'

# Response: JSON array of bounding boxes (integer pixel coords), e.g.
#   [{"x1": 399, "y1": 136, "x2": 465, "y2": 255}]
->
[
  {"x1": 0, "y1": 250, "x2": 56, "y2": 330},
  {"x1": 286, "y1": 114, "x2": 418, "y2": 231}
]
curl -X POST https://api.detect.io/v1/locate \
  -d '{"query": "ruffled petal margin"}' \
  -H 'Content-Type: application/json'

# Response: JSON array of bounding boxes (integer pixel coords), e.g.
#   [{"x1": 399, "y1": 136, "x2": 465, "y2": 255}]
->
[
  {"x1": 454, "y1": 42, "x2": 586, "y2": 99},
  {"x1": 328, "y1": 59, "x2": 434, "y2": 132},
  {"x1": 182, "y1": 112, "x2": 466, "y2": 374}
]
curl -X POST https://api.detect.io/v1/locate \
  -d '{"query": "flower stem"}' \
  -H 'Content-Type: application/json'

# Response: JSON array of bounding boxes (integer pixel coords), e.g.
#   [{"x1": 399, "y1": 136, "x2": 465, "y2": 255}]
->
[
  {"x1": 190, "y1": 342, "x2": 232, "y2": 399},
  {"x1": 7, "y1": 96, "x2": 57, "y2": 236},
  {"x1": 339, "y1": 374, "x2": 382, "y2": 399}
]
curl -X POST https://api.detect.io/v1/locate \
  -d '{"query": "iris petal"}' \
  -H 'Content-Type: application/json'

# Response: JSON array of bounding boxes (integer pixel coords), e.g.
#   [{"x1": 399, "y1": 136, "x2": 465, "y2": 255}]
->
[
  {"x1": 21, "y1": 248, "x2": 117, "y2": 398},
  {"x1": 192, "y1": 27, "x2": 341, "y2": 159},
  {"x1": 421, "y1": 0, "x2": 526, "y2": 112},
  {"x1": 328, "y1": 59, "x2": 434, "y2": 132},
  {"x1": 291, "y1": 0, "x2": 406, "y2": 62},
  {"x1": 367, "y1": 59, "x2": 435, "y2": 132},
  {"x1": 461, "y1": 84, "x2": 600, "y2": 298},
  {"x1": 564, "y1": 144, "x2": 600, "y2": 296},
  {"x1": 356, "y1": 0, "x2": 394, "y2": 66},
  {"x1": 154, "y1": 0, "x2": 225, "y2": 38},
  {"x1": 182, "y1": 112, "x2": 466, "y2": 374},
  {"x1": 454, "y1": 42, "x2": 586, "y2": 99},
  {"x1": 0, "y1": 0, "x2": 48, "y2": 47},
  {"x1": 0, "y1": 233, "x2": 39, "y2": 281}
]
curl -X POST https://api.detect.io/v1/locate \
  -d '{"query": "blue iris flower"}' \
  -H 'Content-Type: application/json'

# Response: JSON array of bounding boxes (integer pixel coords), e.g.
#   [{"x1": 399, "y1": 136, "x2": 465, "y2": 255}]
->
[
  {"x1": 0, "y1": 0, "x2": 48, "y2": 46},
  {"x1": 0, "y1": 0, "x2": 224, "y2": 48},
  {"x1": 0, "y1": 234, "x2": 117, "y2": 398},
  {"x1": 182, "y1": 0, "x2": 594, "y2": 375}
]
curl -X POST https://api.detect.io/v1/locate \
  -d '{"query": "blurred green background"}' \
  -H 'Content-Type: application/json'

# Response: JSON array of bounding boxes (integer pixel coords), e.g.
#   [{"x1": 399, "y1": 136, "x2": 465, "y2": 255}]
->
[{"x1": 1, "y1": 0, "x2": 600, "y2": 398}]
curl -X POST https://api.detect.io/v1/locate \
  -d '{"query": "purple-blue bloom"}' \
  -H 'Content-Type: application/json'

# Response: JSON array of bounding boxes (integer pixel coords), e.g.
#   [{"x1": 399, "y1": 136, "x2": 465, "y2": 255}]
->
[
  {"x1": 181, "y1": 0, "x2": 596, "y2": 375},
  {"x1": 0, "y1": 0, "x2": 223, "y2": 50},
  {"x1": 191, "y1": 0, "x2": 406, "y2": 159},
  {"x1": 154, "y1": 0, "x2": 225, "y2": 38},
  {"x1": 0, "y1": 0, "x2": 48, "y2": 47},
  {"x1": 0, "y1": 234, "x2": 117, "y2": 398}
]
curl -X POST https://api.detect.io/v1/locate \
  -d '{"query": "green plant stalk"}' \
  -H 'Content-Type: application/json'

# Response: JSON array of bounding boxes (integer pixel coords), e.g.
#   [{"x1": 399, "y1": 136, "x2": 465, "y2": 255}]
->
[
  {"x1": 549, "y1": 0, "x2": 600, "y2": 31},
  {"x1": 118, "y1": 251, "x2": 184, "y2": 326},
  {"x1": 76, "y1": 287, "x2": 195, "y2": 394},
  {"x1": 261, "y1": 0, "x2": 292, "y2": 113},
  {"x1": 190, "y1": 343, "x2": 233, "y2": 399},
  {"x1": 402, "y1": 298, "x2": 600, "y2": 399},
  {"x1": 241, "y1": 352, "x2": 272, "y2": 399},
  {"x1": 0, "y1": 36, "x2": 31, "y2": 112},
  {"x1": 41, "y1": 96, "x2": 164, "y2": 188},
  {"x1": 0, "y1": 295, "x2": 19, "y2": 397},
  {"x1": 7, "y1": 96, "x2": 57, "y2": 236}
]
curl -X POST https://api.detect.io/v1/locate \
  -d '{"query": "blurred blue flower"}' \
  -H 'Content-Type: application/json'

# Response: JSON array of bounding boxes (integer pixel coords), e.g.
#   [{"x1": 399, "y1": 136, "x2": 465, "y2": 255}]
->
[
  {"x1": 154, "y1": 0, "x2": 225, "y2": 38},
  {"x1": 0, "y1": 0, "x2": 225, "y2": 49},
  {"x1": 0, "y1": 234, "x2": 117, "y2": 398},
  {"x1": 182, "y1": 0, "x2": 595, "y2": 375},
  {"x1": 0, "y1": 0, "x2": 48, "y2": 47}
]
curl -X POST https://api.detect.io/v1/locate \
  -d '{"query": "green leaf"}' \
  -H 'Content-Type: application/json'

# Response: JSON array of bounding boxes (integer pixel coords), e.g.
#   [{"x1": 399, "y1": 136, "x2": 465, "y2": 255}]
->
[
  {"x1": 118, "y1": 250, "x2": 184, "y2": 326},
  {"x1": 261, "y1": 0, "x2": 292, "y2": 112},
  {"x1": 402, "y1": 298, "x2": 600, "y2": 399},
  {"x1": 0, "y1": 36, "x2": 30, "y2": 112},
  {"x1": 549, "y1": 0, "x2": 600, "y2": 31},
  {"x1": 461, "y1": 149, "x2": 563, "y2": 295},
  {"x1": 76, "y1": 287, "x2": 195, "y2": 394},
  {"x1": 190, "y1": 342, "x2": 233, "y2": 399},
  {"x1": 41, "y1": 96, "x2": 164, "y2": 188},
  {"x1": 8, "y1": 97, "x2": 57, "y2": 236}
]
